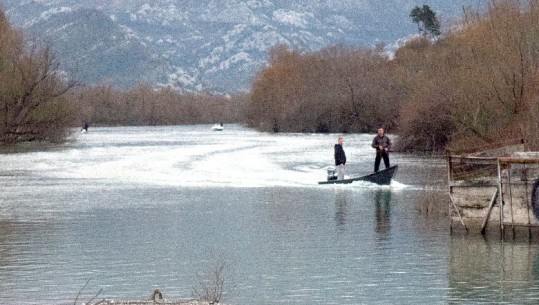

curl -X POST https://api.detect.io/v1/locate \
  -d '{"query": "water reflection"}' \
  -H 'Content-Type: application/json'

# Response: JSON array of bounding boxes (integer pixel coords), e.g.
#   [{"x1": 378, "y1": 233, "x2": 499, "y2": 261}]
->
[
  {"x1": 449, "y1": 236, "x2": 539, "y2": 304},
  {"x1": 0, "y1": 219, "x2": 67, "y2": 303},
  {"x1": 374, "y1": 190, "x2": 392, "y2": 238},
  {"x1": 334, "y1": 190, "x2": 347, "y2": 229},
  {"x1": 0, "y1": 220, "x2": 17, "y2": 269}
]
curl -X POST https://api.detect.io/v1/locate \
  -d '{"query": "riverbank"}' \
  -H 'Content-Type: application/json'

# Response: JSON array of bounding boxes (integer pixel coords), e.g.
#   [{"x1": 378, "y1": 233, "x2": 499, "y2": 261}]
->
[{"x1": 93, "y1": 300, "x2": 214, "y2": 305}]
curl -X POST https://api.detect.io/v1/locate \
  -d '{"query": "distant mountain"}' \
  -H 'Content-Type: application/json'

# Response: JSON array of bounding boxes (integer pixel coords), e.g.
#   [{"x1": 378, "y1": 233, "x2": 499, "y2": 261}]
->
[{"x1": 1, "y1": 0, "x2": 481, "y2": 93}]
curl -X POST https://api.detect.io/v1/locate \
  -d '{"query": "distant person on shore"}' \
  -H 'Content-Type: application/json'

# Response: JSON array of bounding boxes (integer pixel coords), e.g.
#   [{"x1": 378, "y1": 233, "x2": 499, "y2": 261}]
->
[
  {"x1": 372, "y1": 128, "x2": 391, "y2": 172},
  {"x1": 334, "y1": 136, "x2": 346, "y2": 180},
  {"x1": 82, "y1": 123, "x2": 89, "y2": 132}
]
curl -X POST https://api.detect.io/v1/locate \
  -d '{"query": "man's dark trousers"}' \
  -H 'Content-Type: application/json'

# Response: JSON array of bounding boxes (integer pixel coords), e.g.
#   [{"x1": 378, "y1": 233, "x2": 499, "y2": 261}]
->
[{"x1": 374, "y1": 151, "x2": 390, "y2": 172}]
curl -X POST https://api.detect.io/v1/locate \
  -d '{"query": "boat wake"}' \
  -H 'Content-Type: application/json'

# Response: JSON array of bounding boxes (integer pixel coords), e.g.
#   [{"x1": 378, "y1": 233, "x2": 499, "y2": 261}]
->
[{"x1": 1, "y1": 125, "x2": 415, "y2": 189}]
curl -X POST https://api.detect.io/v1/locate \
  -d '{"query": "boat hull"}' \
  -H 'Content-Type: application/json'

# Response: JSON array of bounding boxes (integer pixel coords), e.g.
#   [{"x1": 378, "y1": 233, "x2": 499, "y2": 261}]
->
[
  {"x1": 318, "y1": 165, "x2": 398, "y2": 185},
  {"x1": 211, "y1": 125, "x2": 224, "y2": 131}
]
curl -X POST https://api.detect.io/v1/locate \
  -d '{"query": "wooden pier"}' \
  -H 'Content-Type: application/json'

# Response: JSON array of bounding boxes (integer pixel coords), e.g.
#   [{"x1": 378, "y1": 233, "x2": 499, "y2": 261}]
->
[{"x1": 447, "y1": 142, "x2": 539, "y2": 238}]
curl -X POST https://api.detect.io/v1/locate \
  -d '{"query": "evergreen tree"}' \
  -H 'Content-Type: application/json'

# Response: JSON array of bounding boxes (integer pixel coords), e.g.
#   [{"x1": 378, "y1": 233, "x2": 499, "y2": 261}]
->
[{"x1": 410, "y1": 5, "x2": 441, "y2": 37}]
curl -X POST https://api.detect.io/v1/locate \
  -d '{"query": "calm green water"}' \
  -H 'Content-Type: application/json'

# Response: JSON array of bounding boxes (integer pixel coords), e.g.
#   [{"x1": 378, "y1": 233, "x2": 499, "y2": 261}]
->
[{"x1": 0, "y1": 125, "x2": 538, "y2": 304}]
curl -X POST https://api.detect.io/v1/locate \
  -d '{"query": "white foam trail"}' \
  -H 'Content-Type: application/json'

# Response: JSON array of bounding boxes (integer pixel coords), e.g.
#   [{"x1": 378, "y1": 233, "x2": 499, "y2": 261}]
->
[{"x1": 1, "y1": 125, "x2": 409, "y2": 188}]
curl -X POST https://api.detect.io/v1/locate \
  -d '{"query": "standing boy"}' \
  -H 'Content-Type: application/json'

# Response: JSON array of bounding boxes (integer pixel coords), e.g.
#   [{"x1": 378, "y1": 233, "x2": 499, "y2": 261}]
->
[{"x1": 334, "y1": 137, "x2": 346, "y2": 180}]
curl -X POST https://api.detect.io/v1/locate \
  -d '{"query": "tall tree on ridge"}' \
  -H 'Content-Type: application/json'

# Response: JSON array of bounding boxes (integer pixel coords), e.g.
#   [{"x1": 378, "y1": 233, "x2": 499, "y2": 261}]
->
[{"x1": 410, "y1": 5, "x2": 441, "y2": 37}]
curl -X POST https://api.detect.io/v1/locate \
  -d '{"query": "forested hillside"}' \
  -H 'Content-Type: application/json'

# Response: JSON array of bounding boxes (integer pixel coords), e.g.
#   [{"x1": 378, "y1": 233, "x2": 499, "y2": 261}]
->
[{"x1": 246, "y1": 0, "x2": 539, "y2": 152}]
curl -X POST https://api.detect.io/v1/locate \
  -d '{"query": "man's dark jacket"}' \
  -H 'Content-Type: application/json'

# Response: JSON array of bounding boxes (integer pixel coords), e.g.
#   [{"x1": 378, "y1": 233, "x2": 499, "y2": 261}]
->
[
  {"x1": 372, "y1": 135, "x2": 391, "y2": 151},
  {"x1": 334, "y1": 144, "x2": 346, "y2": 166}
]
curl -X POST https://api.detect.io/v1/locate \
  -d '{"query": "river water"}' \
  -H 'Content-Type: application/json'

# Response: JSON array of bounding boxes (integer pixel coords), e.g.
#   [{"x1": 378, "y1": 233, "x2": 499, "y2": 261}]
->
[{"x1": 0, "y1": 125, "x2": 538, "y2": 305}]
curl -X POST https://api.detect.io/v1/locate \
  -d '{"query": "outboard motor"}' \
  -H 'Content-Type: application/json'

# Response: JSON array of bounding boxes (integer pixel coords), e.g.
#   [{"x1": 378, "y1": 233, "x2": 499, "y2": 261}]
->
[{"x1": 327, "y1": 166, "x2": 338, "y2": 181}]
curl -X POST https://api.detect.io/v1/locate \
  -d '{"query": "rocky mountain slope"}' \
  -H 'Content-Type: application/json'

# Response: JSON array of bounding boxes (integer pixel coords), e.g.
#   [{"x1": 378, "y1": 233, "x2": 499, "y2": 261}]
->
[{"x1": 1, "y1": 0, "x2": 480, "y2": 93}]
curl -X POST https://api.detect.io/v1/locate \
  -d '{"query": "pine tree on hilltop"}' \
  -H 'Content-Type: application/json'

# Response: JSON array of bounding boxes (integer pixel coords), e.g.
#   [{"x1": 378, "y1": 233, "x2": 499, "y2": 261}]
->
[{"x1": 410, "y1": 5, "x2": 441, "y2": 37}]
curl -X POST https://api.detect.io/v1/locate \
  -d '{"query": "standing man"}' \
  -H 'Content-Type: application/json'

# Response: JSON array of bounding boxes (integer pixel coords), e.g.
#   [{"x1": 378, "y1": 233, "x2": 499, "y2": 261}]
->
[
  {"x1": 334, "y1": 136, "x2": 346, "y2": 180},
  {"x1": 372, "y1": 128, "x2": 391, "y2": 172}
]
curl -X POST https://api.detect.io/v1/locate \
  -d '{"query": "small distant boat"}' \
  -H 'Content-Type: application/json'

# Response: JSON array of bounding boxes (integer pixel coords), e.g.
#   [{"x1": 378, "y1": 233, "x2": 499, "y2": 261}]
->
[
  {"x1": 318, "y1": 165, "x2": 398, "y2": 185},
  {"x1": 211, "y1": 123, "x2": 224, "y2": 131}
]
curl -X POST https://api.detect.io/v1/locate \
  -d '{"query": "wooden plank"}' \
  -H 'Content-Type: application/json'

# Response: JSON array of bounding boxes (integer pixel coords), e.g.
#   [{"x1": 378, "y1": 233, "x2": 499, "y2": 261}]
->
[
  {"x1": 449, "y1": 194, "x2": 468, "y2": 232},
  {"x1": 445, "y1": 139, "x2": 524, "y2": 155},
  {"x1": 480, "y1": 189, "x2": 499, "y2": 235},
  {"x1": 498, "y1": 157, "x2": 539, "y2": 164},
  {"x1": 497, "y1": 159, "x2": 504, "y2": 234}
]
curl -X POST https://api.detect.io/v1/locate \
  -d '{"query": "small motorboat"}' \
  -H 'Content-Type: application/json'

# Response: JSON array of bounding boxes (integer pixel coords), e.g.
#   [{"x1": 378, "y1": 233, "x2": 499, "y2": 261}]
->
[
  {"x1": 318, "y1": 165, "x2": 398, "y2": 185},
  {"x1": 211, "y1": 123, "x2": 224, "y2": 131}
]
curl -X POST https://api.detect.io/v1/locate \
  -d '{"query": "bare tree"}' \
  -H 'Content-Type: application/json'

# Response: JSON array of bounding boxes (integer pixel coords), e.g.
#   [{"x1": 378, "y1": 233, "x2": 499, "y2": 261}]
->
[
  {"x1": 247, "y1": 44, "x2": 401, "y2": 133},
  {"x1": 192, "y1": 254, "x2": 230, "y2": 303},
  {"x1": 0, "y1": 9, "x2": 76, "y2": 143},
  {"x1": 73, "y1": 278, "x2": 104, "y2": 305}
]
